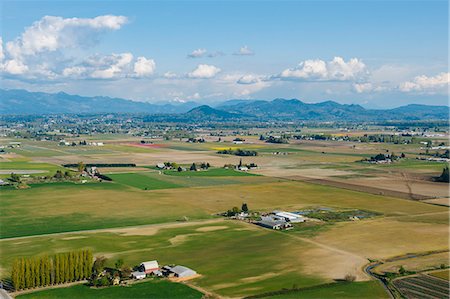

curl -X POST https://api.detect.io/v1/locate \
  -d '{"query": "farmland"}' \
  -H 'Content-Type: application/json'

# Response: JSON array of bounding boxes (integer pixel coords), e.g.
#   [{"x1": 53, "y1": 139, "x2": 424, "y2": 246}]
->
[
  {"x1": 1, "y1": 127, "x2": 448, "y2": 298},
  {"x1": 16, "y1": 280, "x2": 203, "y2": 299}
]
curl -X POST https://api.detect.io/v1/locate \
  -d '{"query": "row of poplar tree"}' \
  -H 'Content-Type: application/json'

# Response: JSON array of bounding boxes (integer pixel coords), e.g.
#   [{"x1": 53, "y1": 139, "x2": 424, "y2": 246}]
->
[{"x1": 11, "y1": 249, "x2": 93, "y2": 290}]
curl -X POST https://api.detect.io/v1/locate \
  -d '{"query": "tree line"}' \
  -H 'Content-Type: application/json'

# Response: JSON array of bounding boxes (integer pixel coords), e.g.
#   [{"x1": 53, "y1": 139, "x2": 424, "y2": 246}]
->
[{"x1": 11, "y1": 249, "x2": 93, "y2": 291}]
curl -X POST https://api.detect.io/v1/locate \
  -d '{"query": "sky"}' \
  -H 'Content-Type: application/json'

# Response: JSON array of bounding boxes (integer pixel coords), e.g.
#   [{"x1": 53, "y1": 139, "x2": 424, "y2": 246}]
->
[{"x1": 0, "y1": 0, "x2": 448, "y2": 108}]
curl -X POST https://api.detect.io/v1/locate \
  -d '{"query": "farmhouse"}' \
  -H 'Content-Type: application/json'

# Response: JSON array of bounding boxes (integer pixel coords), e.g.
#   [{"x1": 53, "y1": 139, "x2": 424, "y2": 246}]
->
[
  {"x1": 139, "y1": 260, "x2": 159, "y2": 274},
  {"x1": 162, "y1": 265, "x2": 197, "y2": 278}
]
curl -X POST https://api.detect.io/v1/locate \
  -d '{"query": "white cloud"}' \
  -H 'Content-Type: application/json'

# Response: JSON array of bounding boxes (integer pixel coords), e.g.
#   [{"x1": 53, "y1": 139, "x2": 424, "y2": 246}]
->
[
  {"x1": 187, "y1": 64, "x2": 221, "y2": 79},
  {"x1": 279, "y1": 57, "x2": 367, "y2": 81},
  {"x1": 133, "y1": 57, "x2": 155, "y2": 77},
  {"x1": 233, "y1": 45, "x2": 254, "y2": 56},
  {"x1": 1, "y1": 15, "x2": 132, "y2": 79},
  {"x1": 90, "y1": 53, "x2": 133, "y2": 79},
  {"x1": 187, "y1": 48, "x2": 207, "y2": 58},
  {"x1": 163, "y1": 71, "x2": 178, "y2": 79},
  {"x1": 2, "y1": 59, "x2": 29, "y2": 75},
  {"x1": 353, "y1": 82, "x2": 373, "y2": 93},
  {"x1": 237, "y1": 74, "x2": 265, "y2": 85},
  {"x1": 62, "y1": 66, "x2": 87, "y2": 78},
  {"x1": 0, "y1": 37, "x2": 4, "y2": 61},
  {"x1": 5, "y1": 15, "x2": 127, "y2": 59},
  {"x1": 399, "y1": 72, "x2": 449, "y2": 93}
]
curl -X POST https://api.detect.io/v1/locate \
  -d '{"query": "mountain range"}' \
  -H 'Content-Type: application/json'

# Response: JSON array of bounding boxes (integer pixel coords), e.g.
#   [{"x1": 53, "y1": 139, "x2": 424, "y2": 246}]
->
[{"x1": 1, "y1": 89, "x2": 448, "y2": 122}]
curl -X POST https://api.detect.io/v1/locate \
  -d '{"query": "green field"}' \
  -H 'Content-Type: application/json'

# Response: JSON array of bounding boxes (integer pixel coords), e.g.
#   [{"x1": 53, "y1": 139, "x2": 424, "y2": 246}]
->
[
  {"x1": 1, "y1": 221, "x2": 326, "y2": 297},
  {"x1": 17, "y1": 280, "x2": 202, "y2": 299},
  {"x1": 164, "y1": 167, "x2": 257, "y2": 177},
  {"x1": 260, "y1": 281, "x2": 388, "y2": 299},
  {"x1": 108, "y1": 172, "x2": 182, "y2": 190},
  {"x1": 429, "y1": 269, "x2": 450, "y2": 281}
]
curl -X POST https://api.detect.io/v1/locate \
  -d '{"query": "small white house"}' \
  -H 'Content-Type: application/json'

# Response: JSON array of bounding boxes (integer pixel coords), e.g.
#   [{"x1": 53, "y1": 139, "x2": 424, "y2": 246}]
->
[{"x1": 131, "y1": 271, "x2": 146, "y2": 280}]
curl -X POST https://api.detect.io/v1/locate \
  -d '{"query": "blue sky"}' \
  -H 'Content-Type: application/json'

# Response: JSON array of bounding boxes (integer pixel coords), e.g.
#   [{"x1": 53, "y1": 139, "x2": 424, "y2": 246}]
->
[{"x1": 1, "y1": 0, "x2": 448, "y2": 107}]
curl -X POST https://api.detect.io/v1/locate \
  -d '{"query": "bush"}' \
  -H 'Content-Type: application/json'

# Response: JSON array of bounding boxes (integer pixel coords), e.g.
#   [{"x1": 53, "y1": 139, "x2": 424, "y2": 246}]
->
[{"x1": 344, "y1": 274, "x2": 356, "y2": 282}]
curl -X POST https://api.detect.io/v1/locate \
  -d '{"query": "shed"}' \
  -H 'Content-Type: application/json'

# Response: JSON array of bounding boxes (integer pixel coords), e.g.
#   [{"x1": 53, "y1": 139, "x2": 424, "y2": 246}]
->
[
  {"x1": 131, "y1": 271, "x2": 146, "y2": 280},
  {"x1": 169, "y1": 265, "x2": 197, "y2": 278},
  {"x1": 140, "y1": 260, "x2": 159, "y2": 273}
]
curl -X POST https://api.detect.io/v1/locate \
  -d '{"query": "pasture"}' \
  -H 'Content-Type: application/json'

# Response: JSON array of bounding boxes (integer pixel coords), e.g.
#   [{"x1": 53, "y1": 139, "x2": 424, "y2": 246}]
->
[{"x1": 16, "y1": 280, "x2": 202, "y2": 299}]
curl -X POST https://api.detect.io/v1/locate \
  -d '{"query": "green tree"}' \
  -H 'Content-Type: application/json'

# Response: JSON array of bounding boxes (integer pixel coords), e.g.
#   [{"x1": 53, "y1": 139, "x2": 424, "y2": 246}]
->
[
  {"x1": 114, "y1": 259, "x2": 124, "y2": 270},
  {"x1": 11, "y1": 259, "x2": 20, "y2": 290},
  {"x1": 77, "y1": 161, "x2": 85, "y2": 173},
  {"x1": 34, "y1": 257, "x2": 40, "y2": 287},
  {"x1": 241, "y1": 203, "x2": 248, "y2": 212},
  {"x1": 190, "y1": 163, "x2": 197, "y2": 171},
  {"x1": 85, "y1": 249, "x2": 93, "y2": 278},
  {"x1": 69, "y1": 252, "x2": 75, "y2": 281},
  {"x1": 64, "y1": 253, "x2": 69, "y2": 282},
  {"x1": 438, "y1": 167, "x2": 450, "y2": 183}
]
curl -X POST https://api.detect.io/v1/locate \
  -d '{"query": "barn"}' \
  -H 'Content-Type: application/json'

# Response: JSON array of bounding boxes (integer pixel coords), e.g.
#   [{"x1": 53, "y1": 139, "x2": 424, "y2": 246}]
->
[{"x1": 140, "y1": 260, "x2": 159, "y2": 274}]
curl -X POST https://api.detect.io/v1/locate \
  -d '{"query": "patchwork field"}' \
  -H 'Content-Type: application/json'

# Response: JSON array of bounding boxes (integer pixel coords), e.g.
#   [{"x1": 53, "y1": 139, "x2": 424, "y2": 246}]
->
[{"x1": 1, "y1": 135, "x2": 449, "y2": 298}]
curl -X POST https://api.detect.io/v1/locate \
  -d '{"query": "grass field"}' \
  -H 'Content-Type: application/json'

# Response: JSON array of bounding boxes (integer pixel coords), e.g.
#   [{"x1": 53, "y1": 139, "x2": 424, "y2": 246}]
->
[
  {"x1": 1, "y1": 221, "x2": 327, "y2": 297},
  {"x1": 260, "y1": 281, "x2": 388, "y2": 299},
  {"x1": 108, "y1": 172, "x2": 182, "y2": 190},
  {"x1": 2, "y1": 178, "x2": 447, "y2": 239},
  {"x1": 429, "y1": 269, "x2": 450, "y2": 281},
  {"x1": 17, "y1": 280, "x2": 202, "y2": 299}
]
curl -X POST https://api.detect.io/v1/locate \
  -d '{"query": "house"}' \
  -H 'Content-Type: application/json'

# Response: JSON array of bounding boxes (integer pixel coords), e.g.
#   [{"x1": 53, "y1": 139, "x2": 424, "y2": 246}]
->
[
  {"x1": 131, "y1": 271, "x2": 146, "y2": 280},
  {"x1": 163, "y1": 265, "x2": 197, "y2": 278},
  {"x1": 273, "y1": 211, "x2": 306, "y2": 223},
  {"x1": 140, "y1": 260, "x2": 159, "y2": 274},
  {"x1": 156, "y1": 163, "x2": 166, "y2": 169},
  {"x1": 0, "y1": 179, "x2": 9, "y2": 186},
  {"x1": 237, "y1": 166, "x2": 249, "y2": 171}
]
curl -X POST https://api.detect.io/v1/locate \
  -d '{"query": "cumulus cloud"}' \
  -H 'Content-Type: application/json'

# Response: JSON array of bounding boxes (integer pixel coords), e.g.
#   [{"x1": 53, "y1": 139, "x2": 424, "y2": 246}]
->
[
  {"x1": 233, "y1": 45, "x2": 254, "y2": 56},
  {"x1": 353, "y1": 82, "x2": 373, "y2": 93},
  {"x1": 0, "y1": 37, "x2": 4, "y2": 61},
  {"x1": 279, "y1": 57, "x2": 367, "y2": 81},
  {"x1": 0, "y1": 15, "x2": 158, "y2": 81},
  {"x1": 6, "y1": 15, "x2": 127, "y2": 59},
  {"x1": 163, "y1": 71, "x2": 178, "y2": 79},
  {"x1": 133, "y1": 57, "x2": 156, "y2": 77},
  {"x1": 187, "y1": 48, "x2": 207, "y2": 58},
  {"x1": 2, "y1": 59, "x2": 29, "y2": 75},
  {"x1": 89, "y1": 53, "x2": 133, "y2": 79},
  {"x1": 398, "y1": 72, "x2": 449, "y2": 93},
  {"x1": 237, "y1": 74, "x2": 266, "y2": 85},
  {"x1": 187, "y1": 64, "x2": 221, "y2": 79}
]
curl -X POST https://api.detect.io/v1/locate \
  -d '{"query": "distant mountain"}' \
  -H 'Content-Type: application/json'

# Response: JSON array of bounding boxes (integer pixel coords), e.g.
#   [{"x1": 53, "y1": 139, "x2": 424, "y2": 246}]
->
[
  {"x1": 217, "y1": 98, "x2": 448, "y2": 121},
  {"x1": 1, "y1": 89, "x2": 448, "y2": 122},
  {"x1": 0, "y1": 89, "x2": 198, "y2": 114},
  {"x1": 186, "y1": 105, "x2": 241, "y2": 119}
]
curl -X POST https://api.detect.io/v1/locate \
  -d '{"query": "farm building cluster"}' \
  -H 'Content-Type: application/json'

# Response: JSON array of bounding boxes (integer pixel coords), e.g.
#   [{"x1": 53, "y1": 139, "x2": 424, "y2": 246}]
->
[
  {"x1": 131, "y1": 260, "x2": 197, "y2": 281},
  {"x1": 227, "y1": 207, "x2": 380, "y2": 230}
]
